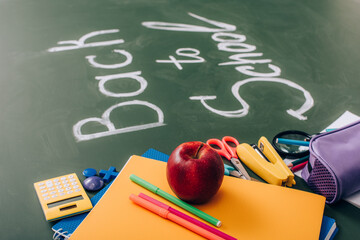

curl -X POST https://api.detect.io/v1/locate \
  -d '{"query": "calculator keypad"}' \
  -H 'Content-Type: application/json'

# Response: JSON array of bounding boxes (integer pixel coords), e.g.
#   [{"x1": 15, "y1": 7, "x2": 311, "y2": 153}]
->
[{"x1": 36, "y1": 174, "x2": 82, "y2": 201}]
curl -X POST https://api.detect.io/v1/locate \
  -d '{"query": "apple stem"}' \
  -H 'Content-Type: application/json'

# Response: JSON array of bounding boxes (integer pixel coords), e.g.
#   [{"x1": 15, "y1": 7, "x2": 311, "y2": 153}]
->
[{"x1": 194, "y1": 143, "x2": 204, "y2": 159}]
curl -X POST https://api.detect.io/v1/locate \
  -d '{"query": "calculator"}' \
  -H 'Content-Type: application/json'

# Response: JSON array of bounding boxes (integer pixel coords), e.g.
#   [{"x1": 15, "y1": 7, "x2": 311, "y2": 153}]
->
[{"x1": 34, "y1": 173, "x2": 93, "y2": 221}]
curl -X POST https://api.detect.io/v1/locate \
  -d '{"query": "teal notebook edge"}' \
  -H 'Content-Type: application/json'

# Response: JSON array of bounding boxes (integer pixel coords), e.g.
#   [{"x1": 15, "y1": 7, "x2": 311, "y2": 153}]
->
[{"x1": 51, "y1": 148, "x2": 337, "y2": 240}]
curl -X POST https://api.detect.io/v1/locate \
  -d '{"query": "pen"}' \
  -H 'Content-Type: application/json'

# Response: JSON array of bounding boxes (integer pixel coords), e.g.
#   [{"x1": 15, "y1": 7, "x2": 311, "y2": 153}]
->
[
  {"x1": 130, "y1": 174, "x2": 222, "y2": 227},
  {"x1": 276, "y1": 138, "x2": 310, "y2": 146},
  {"x1": 287, "y1": 155, "x2": 309, "y2": 168},
  {"x1": 130, "y1": 194, "x2": 224, "y2": 240},
  {"x1": 138, "y1": 193, "x2": 237, "y2": 240},
  {"x1": 291, "y1": 161, "x2": 308, "y2": 172}
]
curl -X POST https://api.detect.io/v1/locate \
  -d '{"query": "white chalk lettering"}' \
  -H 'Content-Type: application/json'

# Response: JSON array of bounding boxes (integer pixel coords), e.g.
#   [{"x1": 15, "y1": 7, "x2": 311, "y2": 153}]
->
[
  {"x1": 217, "y1": 42, "x2": 257, "y2": 53},
  {"x1": 235, "y1": 64, "x2": 281, "y2": 77},
  {"x1": 190, "y1": 77, "x2": 314, "y2": 120},
  {"x1": 73, "y1": 100, "x2": 165, "y2": 141},
  {"x1": 156, "y1": 48, "x2": 205, "y2": 70},
  {"x1": 49, "y1": 29, "x2": 165, "y2": 141},
  {"x1": 85, "y1": 49, "x2": 133, "y2": 69},
  {"x1": 211, "y1": 32, "x2": 246, "y2": 42},
  {"x1": 142, "y1": 12, "x2": 236, "y2": 32},
  {"x1": 48, "y1": 29, "x2": 124, "y2": 52},
  {"x1": 143, "y1": 13, "x2": 314, "y2": 120},
  {"x1": 95, "y1": 71, "x2": 148, "y2": 98}
]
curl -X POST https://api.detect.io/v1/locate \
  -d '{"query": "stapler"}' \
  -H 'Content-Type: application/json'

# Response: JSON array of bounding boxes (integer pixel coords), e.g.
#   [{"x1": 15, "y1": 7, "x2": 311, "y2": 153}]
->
[{"x1": 236, "y1": 136, "x2": 296, "y2": 187}]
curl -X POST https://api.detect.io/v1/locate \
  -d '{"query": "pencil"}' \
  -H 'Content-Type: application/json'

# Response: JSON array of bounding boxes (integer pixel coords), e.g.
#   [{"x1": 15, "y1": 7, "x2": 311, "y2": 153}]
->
[
  {"x1": 138, "y1": 193, "x2": 237, "y2": 240},
  {"x1": 130, "y1": 194, "x2": 225, "y2": 240}
]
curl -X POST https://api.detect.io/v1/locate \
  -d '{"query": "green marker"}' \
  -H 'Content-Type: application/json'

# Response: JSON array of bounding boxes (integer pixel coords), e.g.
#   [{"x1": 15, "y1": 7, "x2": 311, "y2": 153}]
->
[
  {"x1": 291, "y1": 155, "x2": 309, "y2": 166},
  {"x1": 129, "y1": 174, "x2": 222, "y2": 227}
]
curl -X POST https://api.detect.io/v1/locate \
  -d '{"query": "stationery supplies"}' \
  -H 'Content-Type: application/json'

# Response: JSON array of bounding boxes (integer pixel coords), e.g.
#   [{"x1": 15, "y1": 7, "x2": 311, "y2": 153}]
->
[
  {"x1": 51, "y1": 149, "x2": 166, "y2": 239},
  {"x1": 287, "y1": 155, "x2": 309, "y2": 168},
  {"x1": 82, "y1": 168, "x2": 97, "y2": 177},
  {"x1": 69, "y1": 155, "x2": 325, "y2": 240},
  {"x1": 130, "y1": 174, "x2": 221, "y2": 227},
  {"x1": 319, "y1": 216, "x2": 338, "y2": 240},
  {"x1": 34, "y1": 173, "x2": 92, "y2": 222},
  {"x1": 236, "y1": 136, "x2": 295, "y2": 187},
  {"x1": 302, "y1": 119, "x2": 360, "y2": 204},
  {"x1": 99, "y1": 166, "x2": 118, "y2": 183},
  {"x1": 82, "y1": 176, "x2": 104, "y2": 191},
  {"x1": 223, "y1": 164, "x2": 241, "y2": 178},
  {"x1": 272, "y1": 130, "x2": 312, "y2": 158},
  {"x1": 130, "y1": 194, "x2": 225, "y2": 240},
  {"x1": 291, "y1": 161, "x2": 308, "y2": 173},
  {"x1": 138, "y1": 193, "x2": 236, "y2": 240},
  {"x1": 207, "y1": 136, "x2": 251, "y2": 180},
  {"x1": 276, "y1": 138, "x2": 310, "y2": 146},
  {"x1": 52, "y1": 180, "x2": 113, "y2": 239},
  {"x1": 141, "y1": 148, "x2": 169, "y2": 162}
]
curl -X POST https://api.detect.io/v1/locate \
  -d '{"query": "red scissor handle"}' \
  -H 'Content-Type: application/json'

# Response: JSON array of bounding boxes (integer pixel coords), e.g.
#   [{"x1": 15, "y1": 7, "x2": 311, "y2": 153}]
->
[
  {"x1": 206, "y1": 138, "x2": 231, "y2": 160},
  {"x1": 222, "y1": 136, "x2": 240, "y2": 159}
]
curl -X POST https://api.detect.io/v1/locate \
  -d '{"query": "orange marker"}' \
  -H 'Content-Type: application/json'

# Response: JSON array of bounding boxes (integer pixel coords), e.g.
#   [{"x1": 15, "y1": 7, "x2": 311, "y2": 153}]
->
[{"x1": 129, "y1": 194, "x2": 225, "y2": 240}]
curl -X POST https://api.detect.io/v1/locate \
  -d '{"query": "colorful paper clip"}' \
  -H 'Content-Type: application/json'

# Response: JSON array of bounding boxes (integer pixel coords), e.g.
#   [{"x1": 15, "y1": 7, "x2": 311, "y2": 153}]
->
[{"x1": 236, "y1": 136, "x2": 296, "y2": 187}]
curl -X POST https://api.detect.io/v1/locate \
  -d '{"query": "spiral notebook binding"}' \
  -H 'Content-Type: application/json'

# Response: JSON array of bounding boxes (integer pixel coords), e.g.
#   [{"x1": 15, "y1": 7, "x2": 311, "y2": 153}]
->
[{"x1": 53, "y1": 228, "x2": 71, "y2": 240}]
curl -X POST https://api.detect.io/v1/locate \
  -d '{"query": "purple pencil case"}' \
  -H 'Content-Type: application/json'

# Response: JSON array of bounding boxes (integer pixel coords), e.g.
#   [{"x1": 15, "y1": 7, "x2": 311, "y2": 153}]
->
[{"x1": 302, "y1": 119, "x2": 360, "y2": 204}]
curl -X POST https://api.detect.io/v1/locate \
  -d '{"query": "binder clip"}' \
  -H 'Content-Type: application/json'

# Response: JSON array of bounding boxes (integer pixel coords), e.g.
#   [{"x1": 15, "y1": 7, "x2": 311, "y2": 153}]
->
[{"x1": 236, "y1": 136, "x2": 296, "y2": 187}]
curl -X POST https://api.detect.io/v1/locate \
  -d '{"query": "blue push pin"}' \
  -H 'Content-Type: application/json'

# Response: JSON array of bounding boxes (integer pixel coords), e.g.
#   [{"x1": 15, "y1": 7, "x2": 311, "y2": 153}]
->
[{"x1": 99, "y1": 166, "x2": 119, "y2": 183}]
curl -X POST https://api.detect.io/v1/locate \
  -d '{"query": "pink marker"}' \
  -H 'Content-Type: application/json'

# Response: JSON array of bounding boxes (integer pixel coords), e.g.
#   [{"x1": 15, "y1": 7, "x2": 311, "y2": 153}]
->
[{"x1": 138, "y1": 193, "x2": 237, "y2": 240}]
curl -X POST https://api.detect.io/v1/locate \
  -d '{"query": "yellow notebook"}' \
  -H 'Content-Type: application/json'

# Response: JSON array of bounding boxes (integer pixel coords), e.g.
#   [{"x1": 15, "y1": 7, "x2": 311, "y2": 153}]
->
[{"x1": 70, "y1": 155, "x2": 325, "y2": 240}]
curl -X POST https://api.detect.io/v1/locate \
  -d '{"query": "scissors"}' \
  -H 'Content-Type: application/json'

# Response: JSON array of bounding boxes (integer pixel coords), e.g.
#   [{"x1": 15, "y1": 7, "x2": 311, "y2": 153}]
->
[{"x1": 206, "y1": 136, "x2": 251, "y2": 180}]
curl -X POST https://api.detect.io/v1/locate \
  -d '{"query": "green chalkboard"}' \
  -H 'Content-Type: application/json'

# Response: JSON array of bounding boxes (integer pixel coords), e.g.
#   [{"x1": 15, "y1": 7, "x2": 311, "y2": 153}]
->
[{"x1": 1, "y1": 0, "x2": 360, "y2": 239}]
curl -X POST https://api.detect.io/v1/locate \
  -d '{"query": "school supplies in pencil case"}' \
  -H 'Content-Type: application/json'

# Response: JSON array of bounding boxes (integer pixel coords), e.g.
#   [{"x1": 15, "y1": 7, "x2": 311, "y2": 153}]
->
[{"x1": 302, "y1": 120, "x2": 360, "y2": 204}]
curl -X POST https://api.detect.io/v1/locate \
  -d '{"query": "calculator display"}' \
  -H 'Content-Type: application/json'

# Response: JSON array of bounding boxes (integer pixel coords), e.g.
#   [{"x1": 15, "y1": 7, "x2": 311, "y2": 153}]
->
[{"x1": 47, "y1": 195, "x2": 84, "y2": 208}]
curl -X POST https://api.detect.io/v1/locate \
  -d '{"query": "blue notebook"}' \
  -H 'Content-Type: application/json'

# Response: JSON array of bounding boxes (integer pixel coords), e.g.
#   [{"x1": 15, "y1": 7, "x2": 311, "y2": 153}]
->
[
  {"x1": 52, "y1": 148, "x2": 337, "y2": 240},
  {"x1": 319, "y1": 215, "x2": 338, "y2": 240},
  {"x1": 52, "y1": 149, "x2": 168, "y2": 240}
]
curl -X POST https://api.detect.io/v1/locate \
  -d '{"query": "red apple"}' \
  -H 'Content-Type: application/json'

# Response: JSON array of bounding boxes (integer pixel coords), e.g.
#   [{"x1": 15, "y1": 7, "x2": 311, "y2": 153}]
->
[{"x1": 166, "y1": 141, "x2": 224, "y2": 204}]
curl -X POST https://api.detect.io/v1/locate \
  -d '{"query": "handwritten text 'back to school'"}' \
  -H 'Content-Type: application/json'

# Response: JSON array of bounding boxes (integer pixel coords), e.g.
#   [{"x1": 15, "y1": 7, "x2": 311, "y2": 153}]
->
[{"x1": 48, "y1": 13, "x2": 313, "y2": 142}]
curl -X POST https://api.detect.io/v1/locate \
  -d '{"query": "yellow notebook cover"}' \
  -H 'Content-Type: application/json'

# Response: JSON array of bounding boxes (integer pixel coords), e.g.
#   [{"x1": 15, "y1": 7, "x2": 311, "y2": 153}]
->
[{"x1": 70, "y1": 155, "x2": 325, "y2": 240}]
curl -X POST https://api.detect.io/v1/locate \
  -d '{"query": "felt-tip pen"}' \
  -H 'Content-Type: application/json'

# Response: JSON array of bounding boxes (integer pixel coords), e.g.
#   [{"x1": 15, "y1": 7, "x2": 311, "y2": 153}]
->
[
  {"x1": 276, "y1": 138, "x2": 310, "y2": 146},
  {"x1": 129, "y1": 174, "x2": 222, "y2": 227}
]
